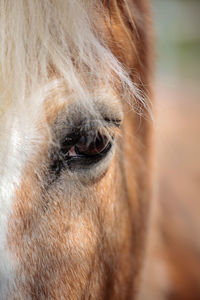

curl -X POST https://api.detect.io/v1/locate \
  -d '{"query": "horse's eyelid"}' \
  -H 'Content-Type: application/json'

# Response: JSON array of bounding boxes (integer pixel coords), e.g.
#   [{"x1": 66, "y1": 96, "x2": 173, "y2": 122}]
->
[{"x1": 104, "y1": 118, "x2": 122, "y2": 128}]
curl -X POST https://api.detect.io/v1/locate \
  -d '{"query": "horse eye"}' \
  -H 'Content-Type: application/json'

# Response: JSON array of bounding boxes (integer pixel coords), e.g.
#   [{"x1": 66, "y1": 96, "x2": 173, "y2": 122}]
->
[
  {"x1": 61, "y1": 131, "x2": 112, "y2": 159},
  {"x1": 50, "y1": 130, "x2": 113, "y2": 175},
  {"x1": 75, "y1": 132, "x2": 110, "y2": 156}
]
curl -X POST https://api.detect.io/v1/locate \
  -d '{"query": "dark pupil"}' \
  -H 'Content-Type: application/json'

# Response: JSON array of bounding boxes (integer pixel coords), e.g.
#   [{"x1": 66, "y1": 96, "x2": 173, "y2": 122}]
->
[{"x1": 75, "y1": 132, "x2": 109, "y2": 156}]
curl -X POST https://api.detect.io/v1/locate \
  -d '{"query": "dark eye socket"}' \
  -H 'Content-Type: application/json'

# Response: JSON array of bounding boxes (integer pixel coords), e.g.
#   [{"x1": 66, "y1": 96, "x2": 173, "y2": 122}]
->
[
  {"x1": 50, "y1": 129, "x2": 113, "y2": 176},
  {"x1": 49, "y1": 118, "x2": 120, "y2": 180}
]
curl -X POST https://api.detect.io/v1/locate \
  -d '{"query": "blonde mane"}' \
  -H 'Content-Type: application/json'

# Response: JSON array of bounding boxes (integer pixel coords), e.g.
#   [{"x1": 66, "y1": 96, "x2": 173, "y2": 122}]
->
[{"x1": 0, "y1": 0, "x2": 146, "y2": 118}]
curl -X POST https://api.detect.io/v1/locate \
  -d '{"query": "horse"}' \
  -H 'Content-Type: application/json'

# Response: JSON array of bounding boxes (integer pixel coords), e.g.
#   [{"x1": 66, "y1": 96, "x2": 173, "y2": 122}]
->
[{"x1": 0, "y1": 1, "x2": 153, "y2": 299}]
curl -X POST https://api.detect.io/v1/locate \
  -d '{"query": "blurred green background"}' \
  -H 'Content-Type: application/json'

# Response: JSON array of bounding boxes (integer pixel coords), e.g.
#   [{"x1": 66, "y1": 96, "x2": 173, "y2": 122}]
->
[{"x1": 153, "y1": 0, "x2": 200, "y2": 85}]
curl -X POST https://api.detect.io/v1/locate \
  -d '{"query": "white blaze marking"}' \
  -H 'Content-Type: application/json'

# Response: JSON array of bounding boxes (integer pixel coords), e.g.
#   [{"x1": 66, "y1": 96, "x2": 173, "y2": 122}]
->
[{"x1": 0, "y1": 115, "x2": 32, "y2": 298}]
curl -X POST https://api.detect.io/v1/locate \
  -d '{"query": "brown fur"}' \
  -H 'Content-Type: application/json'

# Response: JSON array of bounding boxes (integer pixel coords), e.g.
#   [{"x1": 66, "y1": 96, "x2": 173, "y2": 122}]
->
[{"x1": 7, "y1": 1, "x2": 153, "y2": 299}]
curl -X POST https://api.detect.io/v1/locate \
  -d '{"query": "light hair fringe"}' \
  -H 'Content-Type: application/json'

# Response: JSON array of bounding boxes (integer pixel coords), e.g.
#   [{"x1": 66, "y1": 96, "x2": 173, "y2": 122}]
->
[{"x1": 0, "y1": 0, "x2": 148, "y2": 120}]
